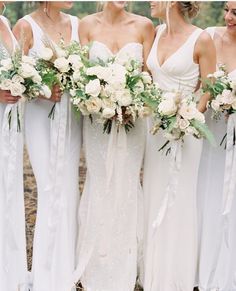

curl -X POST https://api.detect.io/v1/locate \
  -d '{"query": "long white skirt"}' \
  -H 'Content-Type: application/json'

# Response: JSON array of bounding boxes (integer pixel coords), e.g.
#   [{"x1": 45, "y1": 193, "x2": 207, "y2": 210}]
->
[
  {"x1": 143, "y1": 118, "x2": 202, "y2": 291},
  {"x1": 77, "y1": 117, "x2": 146, "y2": 291},
  {"x1": 25, "y1": 95, "x2": 81, "y2": 291}
]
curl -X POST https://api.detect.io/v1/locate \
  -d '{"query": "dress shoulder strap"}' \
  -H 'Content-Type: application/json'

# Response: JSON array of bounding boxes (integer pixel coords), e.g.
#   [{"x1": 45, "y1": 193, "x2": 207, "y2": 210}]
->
[
  {"x1": 68, "y1": 15, "x2": 79, "y2": 42},
  {"x1": 22, "y1": 15, "x2": 44, "y2": 39}
]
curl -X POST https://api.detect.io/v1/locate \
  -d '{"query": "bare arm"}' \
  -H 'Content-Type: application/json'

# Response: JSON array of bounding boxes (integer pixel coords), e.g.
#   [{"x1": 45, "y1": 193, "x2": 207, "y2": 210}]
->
[
  {"x1": 195, "y1": 31, "x2": 216, "y2": 112},
  {"x1": 141, "y1": 18, "x2": 155, "y2": 72}
]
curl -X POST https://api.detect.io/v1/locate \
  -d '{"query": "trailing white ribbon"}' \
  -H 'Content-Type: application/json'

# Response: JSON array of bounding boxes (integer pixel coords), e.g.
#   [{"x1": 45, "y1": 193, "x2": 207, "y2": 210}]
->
[
  {"x1": 2, "y1": 103, "x2": 23, "y2": 270},
  {"x1": 222, "y1": 113, "x2": 236, "y2": 248},
  {"x1": 152, "y1": 140, "x2": 182, "y2": 229},
  {"x1": 45, "y1": 92, "x2": 70, "y2": 269}
]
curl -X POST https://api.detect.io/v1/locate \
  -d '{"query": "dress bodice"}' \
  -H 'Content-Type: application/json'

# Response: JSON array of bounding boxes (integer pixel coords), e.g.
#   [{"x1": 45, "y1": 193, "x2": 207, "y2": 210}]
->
[
  {"x1": 147, "y1": 24, "x2": 203, "y2": 93},
  {"x1": 0, "y1": 15, "x2": 17, "y2": 56},
  {"x1": 22, "y1": 14, "x2": 79, "y2": 58},
  {"x1": 89, "y1": 41, "x2": 143, "y2": 63}
]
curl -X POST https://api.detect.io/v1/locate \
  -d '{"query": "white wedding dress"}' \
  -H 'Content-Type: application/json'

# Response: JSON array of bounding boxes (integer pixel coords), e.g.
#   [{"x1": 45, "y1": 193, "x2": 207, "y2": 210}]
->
[
  {"x1": 75, "y1": 41, "x2": 145, "y2": 291},
  {"x1": 197, "y1": 27, "x2": 236, "y2": 291},
  {"x1": 22, "y1": 15, "x2": 82, "y2": 291},
  {"x1": 143, "y1": 24, "x2": 203, "y2": 291},
  {"x1": 0, "y1": 15, "x2": 27, "y2": 291}
]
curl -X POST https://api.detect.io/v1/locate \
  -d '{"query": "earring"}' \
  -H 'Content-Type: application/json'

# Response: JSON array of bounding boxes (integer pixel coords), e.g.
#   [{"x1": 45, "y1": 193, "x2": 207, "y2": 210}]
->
[{"x1": 43, "y1": 7, "x2": 48, "y2": 13}]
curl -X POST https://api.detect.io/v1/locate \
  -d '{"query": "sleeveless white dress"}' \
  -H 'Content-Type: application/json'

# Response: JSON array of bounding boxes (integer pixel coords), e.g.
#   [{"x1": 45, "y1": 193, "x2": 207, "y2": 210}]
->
[
  {"x1": 0, "y1": 15, "x2": 28, "y2": 291},
  {"x1": 197, "y1": 27, "x2": 236, "y2": 291},
  {"x1": 143, "y1": 24, "x2": 203, "y2": 291},
  {"x1": 22, "y1": 15, "x2": 82, "y2": 291},
  {"x1": 74, "y1": 41, "x2": 145, "y2": 291}
]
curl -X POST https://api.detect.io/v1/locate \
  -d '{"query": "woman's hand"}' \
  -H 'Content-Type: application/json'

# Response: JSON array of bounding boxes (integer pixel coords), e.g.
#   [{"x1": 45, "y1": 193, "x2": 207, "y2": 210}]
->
[
  {"x1": 40, "y1": 84, "x2": 62, "y2": 103},
  {"x1": 0, "y1": 90, "x2": 21, "y2": 104}
]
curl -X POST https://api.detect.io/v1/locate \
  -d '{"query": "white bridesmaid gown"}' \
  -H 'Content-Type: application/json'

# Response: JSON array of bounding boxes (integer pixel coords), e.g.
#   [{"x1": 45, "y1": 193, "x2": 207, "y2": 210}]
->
[
  {"x1": 197, "y1": 27, "x2": 236, "y2": 291},
  {"x1": 21, "y1": 15, "x2": 81, "y2": 291},
  {"x1": 143, "y1": 24, "x2": 204, "y2": 291},
  {"x1": 0, "y1": 15, "x2": 28, "y2": 291},
  {"x1": 74, "y1": 41, "x2": 145, "y2": 291}
]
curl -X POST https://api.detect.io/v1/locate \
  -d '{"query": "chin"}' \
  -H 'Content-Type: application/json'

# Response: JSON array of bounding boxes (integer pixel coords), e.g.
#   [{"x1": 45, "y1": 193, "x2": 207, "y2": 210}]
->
[
  {"x1": 52, "y1": 1, "x2": 73, "y2": 10},
  {"x1": 111, "y1": 1, "x2": 126, "y2": 10}
]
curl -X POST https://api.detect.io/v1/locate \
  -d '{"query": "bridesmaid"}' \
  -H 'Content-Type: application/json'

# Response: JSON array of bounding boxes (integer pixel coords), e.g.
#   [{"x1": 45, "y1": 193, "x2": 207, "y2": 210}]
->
[
  {"x1": 143, "y1": 2, "x2": 216, "y2": 291},
  {"x1": 71, "y1": 2, "x2": 155, "y2": 291},
  {"x1": 197, "y1": 2, "x2": 236, "y2": 290},
  {"x1": 13, "y1": 2, "x2": 81, "y2": 291},
  {"x1": 0, "y1": 3, "x2": 27, "y2": 290}
]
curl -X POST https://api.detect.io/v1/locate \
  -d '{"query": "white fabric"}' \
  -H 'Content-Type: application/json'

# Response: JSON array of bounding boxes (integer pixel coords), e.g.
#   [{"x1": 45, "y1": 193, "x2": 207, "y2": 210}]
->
[
  {"x1": 73, "y1": 41, "x2": 145, "y2": 291},
  {"x1": 0, "y1": 15, "x2": 28, "y2": 291},
  {"x1": 22, "y1": 14, "x2": 81, "y2": 291},
  {"x1": 143, "y1": 24, "x2": 203, "y2": 291},
  {"x1": 197, "y1": 26, "x2": 236, "y2": 291}
]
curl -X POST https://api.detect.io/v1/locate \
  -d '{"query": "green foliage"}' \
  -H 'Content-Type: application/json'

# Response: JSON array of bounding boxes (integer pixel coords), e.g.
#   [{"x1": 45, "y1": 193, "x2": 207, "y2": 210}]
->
[{"x1": 5, "y1": 1, "x2": 227, "y2": 29}]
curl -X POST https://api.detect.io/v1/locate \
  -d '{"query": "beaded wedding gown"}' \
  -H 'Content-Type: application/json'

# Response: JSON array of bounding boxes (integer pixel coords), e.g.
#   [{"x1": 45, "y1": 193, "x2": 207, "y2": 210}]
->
[
  {"x1": 76, "y1": 41, "x2": 146, "y2": 291},
  {"x1": 143, "y1": 24, "x2": 204, "y2": 291}
]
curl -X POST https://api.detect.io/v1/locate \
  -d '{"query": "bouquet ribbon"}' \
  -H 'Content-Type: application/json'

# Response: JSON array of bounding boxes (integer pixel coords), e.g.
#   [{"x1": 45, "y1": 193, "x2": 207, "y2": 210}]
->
[
  {"x1": 222, "y1": 113, "x2": 236, "y2": 247},
  {"x1": 45, "y1": 92, "x2": 69, "y2": 269},
  {"x1": 2, "y1": 103, "x2": 23, "y2": 271},
  {"x1": 152, "y1": 140, "x2": 182, "y2": 229}
]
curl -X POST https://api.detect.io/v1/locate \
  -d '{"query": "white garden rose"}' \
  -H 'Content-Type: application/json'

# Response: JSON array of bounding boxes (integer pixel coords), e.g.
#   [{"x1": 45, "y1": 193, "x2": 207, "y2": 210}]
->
[
  {"x1": 19, "y1": 63, "x2": 38, "y2": 78},
  {"x1": 179, "y1": 102, "x2": 197, "y2": 120},
  {"x1": 12, "y1": 74, "x2": 24, "y2": 84},
  {"x1": 213, "y1": 70, "x2": 225, "y2": 79},
  {"x1": 40, "y1": 47, "x2": 54, "y2": 61},
  {"x1": 87, "y1": 66, "x2": 112, "y2": 82},
  {"x1": 54, "y1": 57, "x2": 70, "y2": 73},
  {"x1": 68, "y1": 54, "x2": 83, "y2": 70},
  {"x1": 10, "y1": 82, "x2": 26, "y2": 96},
  {"x1": 73, "y1": 70, "x2": 81, "y2": 82},
  {"x1": 55, "y1": 47, "x2": 67, "y2": 58},
  {"x1": 178, "y1": 118, "x2": 190, "y2": 130},
  {"x1": 141, "y1": 72, "x2": 152, "y2": 84},
  {"x1": 78, "y1": 102, "x2": 90, "y2": 116},
  {"x1": 40, "y1": 85, "x2": 51, "y2": 99},
  {"x1": 102, "y1": 98, "x2": 116, "y2": 109},
  {"x1": 22, "y1": 55, "x2": 36, "y2": 66},
  {"x1": 221, "y1": 89, "x2": 234, "y2": 104},
  {"x1": 158, "y1": 98, "x2": 177, "y2": 116},
  {"x1": 0, "y1": 58, "x2": 13, "y2": 70},
  {"x1": 115, "y1": 89, "x2": 132, "y2": 106},
  {"x1": 69, "y1": 89, "x2": 76, "y2": 97},
  {"x1": 85, "y1": 96, "x2": 102, "y2": 114},
  {"x1": 102, "y1": 107, "x2": 116, "y2": 119},
  {"x1": 85, "y1": 79, "x2": 101, "y2": 97},
  {"x1": 0, "y1": 79, "x2": 12, "y2": 90}
]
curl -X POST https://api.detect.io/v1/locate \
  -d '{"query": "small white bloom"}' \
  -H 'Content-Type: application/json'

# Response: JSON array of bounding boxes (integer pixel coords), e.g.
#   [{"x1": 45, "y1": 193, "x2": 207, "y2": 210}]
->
[
  {"x1": 55, "y1": 47, "x2": 67, "y2": 58},
  {"x1": 0, "y1": 58, "x2": 13, "y2": 70},
  {"x1": 32, "y1": 73, "x2": 42, "y2": 84},
  {"x1": 78, "y1": 102, "x2": 90, "y2": 116},
  {"x1": 102, "y1": 107, "x2": 116, "y2": 119},
  {"x1": 179, "y1": 102, "x2": 197, "y2": 120},
  {"x1": 185, "y1": 126, "x2": 199, "y2": 136},
  {"x1": 69, "y1": 89, "x2": 76, "y2": 97},
  {"x1": 134, "y1": 79, "x2": 145, "y2": 93},
  {"x1": 141, "y1": 72, "x2": 152, "y2": 84},
  {"x1": 115, "y1": 89, "x2": 132, "y2": 107},
  {"x1": 19, "y1": 63, "x2": 38, "y2": 78},
  {"x1": 85, "y1": 79, "x2": 101, "y2": 97},
  {"x1": 40, "y1": 84, "x2": 51, "y2": 99},
  {"x1": 213, "y1": 70, "x2": 225, "y2": 79},
  {"x1": 22, "y1": 55, "x2": 36, "y2": 66},
  {"x1": 40, "y1": 47, "x2": 54, "y2": 61},
  {"x1": 194, "y1": 111, "x2": 205, "y2": 123},
  {"x1": 178, "y1": 118, "x2": 190, "y2": 130},
  {"x1": 85, "y1": 96, "x2": 102, "y2": 114},
  {"x1": 72, "y1": 70, "x2": 81, "y2": 82},
  {"x1": 138, "y1": 106, "x2": 152, "y2": 118},
  {"x1": 10, "y1": 82, "x2": 26, "y2": 96},
  {"x1": 54, "y1": 57, "x2": 70, "y2": 73},
  {"x1": 158, "y1": 98, "x2": 177, "y2": 116},
  {"x1": 68, "y1": 54, "x2": 83, "y2": 70}
]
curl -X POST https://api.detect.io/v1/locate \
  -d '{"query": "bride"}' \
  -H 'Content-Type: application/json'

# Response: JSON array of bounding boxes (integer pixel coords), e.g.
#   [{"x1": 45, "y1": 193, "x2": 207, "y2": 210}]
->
[{"x1": 73, "y1": 2, "x2": 155, "y2": 291}]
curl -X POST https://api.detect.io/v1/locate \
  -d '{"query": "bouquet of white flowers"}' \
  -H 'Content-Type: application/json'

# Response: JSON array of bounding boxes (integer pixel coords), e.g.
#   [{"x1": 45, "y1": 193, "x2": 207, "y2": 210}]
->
[
  {"x1": 151, "y1": 90, "x2": 215, "y2": 151},
  {"x1": 36, "y1": 39, "x2": 88, "y2": 118},
  {"x1": 70, "y1": 56, "x2": 160, "y2": 133},
  {"x1": 204, "y1": 66, "x2": 236, "y2": 119},
  {"x1": 0, "y1": 49, "x2": 50, "y2": 130}
]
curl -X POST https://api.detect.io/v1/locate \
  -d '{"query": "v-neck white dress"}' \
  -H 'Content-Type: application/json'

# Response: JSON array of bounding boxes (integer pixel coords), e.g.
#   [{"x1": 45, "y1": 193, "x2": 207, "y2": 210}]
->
[
  {"x1": 0, "y1": 15, "x2": 27, "y2": 291},
  {"x1": 143, "y1": 24, "x2": 203, "y2": 291}
]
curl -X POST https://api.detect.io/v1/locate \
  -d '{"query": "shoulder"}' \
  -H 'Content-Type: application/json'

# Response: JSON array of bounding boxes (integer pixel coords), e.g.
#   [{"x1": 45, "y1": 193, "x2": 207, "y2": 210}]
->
[
  {"x1": 129, "y1": 13, "x2": 154, "y2": 29},
  {"x1": 196, "y1": 30, "x2": 214, "y2": 47},
  {"x1": 194, "y1": 29, "x2": 216, "y2": 58},
  {"x1": 80, "y1": 13, "x2": 100, "y2": 27},
  {"x1": 13, "y1": 16, "x2": 32, "y2": 33}
]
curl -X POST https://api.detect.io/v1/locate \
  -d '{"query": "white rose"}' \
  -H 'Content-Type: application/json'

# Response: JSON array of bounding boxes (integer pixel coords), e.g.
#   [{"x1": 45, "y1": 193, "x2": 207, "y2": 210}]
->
[
  {"x1": 69, "y1": 89, "x2": 76, "y2": 97},
  {"x1": 179, "y1": 102, "x2": 197, "y2": 120},
  {"x1": 12, "y1": 74, "x2": 24, "y2": 84},
  {"x1": 102, "y1": 107, "x2": 116, "y2": 119},
  {"x1": 87, "y1": 66, "x2": 111, "y2": 82},
  {"x1": 194, "y1": 111, "x2": 205, "y2": 123},
  {"x1": 78, "y1": 102, "x2": 90, "y2": 116},
  {"x1": 115, "y1": 89, "x2": 132, "y2": 107},
  {"x1": 0, "y1": 58, "x2": 13, "y2": 70},
  {"x1": 85, "y1": 79, "x2": 101, "y2": 97},
  {"x1": 32, "y1": 73, "x2": 42, "y2": 84},
  {"x1": 158, "y1": 98, "x2": 177, "y2": 116},
  {"x1": 22, "y1": 55, "x2": 36, "y2": 66},
  {"x1": 213, "y1": 70, "x2": 225, "y2": 79},
  {"x1": 102, "y1": 98, "x2": 116, "y2": 109},
  {"x1": 68, "y1": 54, "x2": 83, "y2": 70},
  {"x1": 55, "y1": 47, "x2": 67, "y2": 58},
  {"x1": 0, "y1": 79, "x2": 12, "y2": 90},
  {"x1": 40, "y1": 47, "x2": 54, "y2": 61},
  {"x1": 10, "y1": 82, "x2": 26, "y2": 96},
  {"x1": 185, "y1": 126, "x2": 199, "y2": 136},
  {"x1": 178, "y1": 118, "x2": 190, "y2": 130},
  {"x1": 19, "y1": 63, "x2": 38, "y2": 78},
  {"x1": 54, "y1": 57, "x2": 70, "y2": 73},
  {"x1": 141, "y1": 72, "x2": 152, "y2": 84},
  {"x1": 72, "y1": 70, "x2": 81, "y2": 82},
  {"x1": 85, "y1": 97, "x2": 102, "y2": 114},
  {"x1": 221, "y1": 89, "x2": 234, "y2": 104},
  {"x1": 40, "y1": 84, "x2": 51, "y2": 99}
]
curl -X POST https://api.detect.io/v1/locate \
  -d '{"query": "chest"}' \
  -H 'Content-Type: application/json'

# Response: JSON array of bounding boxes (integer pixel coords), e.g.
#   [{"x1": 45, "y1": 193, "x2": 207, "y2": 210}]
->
[
  {"x1": 215, "y1": 38, "x2": 236, "y2": 72},
  {"x1": 0, "y1": 21, "x2": 13, "y2": 53}
]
